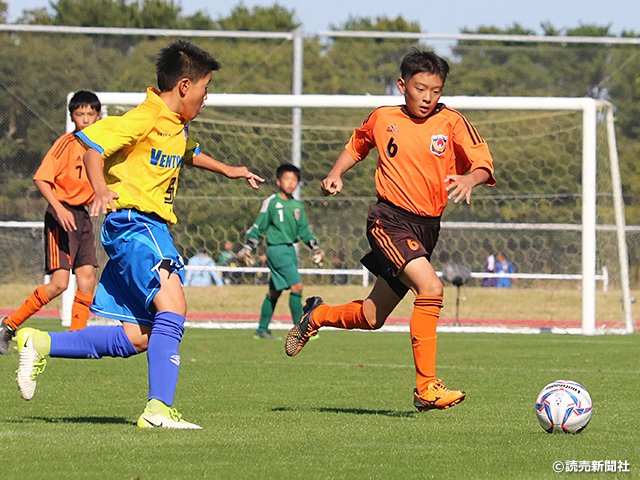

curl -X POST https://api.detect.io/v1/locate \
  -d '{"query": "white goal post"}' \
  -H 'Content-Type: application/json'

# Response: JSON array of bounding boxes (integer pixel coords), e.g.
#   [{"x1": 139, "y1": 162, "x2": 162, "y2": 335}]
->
[{"x1": 65, "y1": 93, "x2": 633, "y2": 335}]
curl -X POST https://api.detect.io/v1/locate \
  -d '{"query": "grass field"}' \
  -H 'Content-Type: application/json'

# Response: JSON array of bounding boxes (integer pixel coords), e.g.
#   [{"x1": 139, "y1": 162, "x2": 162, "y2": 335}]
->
[
  {"x1": 2, "y1": 283, "x2": 638, "y2": 324},
  {"x1": 1, "y1": 318, "x2": 638, "y2": 479}
]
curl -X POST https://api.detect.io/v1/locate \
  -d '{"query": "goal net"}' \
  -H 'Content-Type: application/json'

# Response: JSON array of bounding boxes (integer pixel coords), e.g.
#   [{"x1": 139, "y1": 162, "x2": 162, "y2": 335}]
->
[{"x1": 8, "y1": 92, "x2": 628, "y2": 334}]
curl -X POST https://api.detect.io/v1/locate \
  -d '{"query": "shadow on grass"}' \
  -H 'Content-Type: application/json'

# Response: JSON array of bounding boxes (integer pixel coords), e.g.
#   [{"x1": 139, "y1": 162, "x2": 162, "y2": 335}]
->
[
  {"x1": 6, "y1": 416, "x2": 136, "y2": 425},
  {"x1": 273, "y1": 406, "x2": 417, "y2": 418}
]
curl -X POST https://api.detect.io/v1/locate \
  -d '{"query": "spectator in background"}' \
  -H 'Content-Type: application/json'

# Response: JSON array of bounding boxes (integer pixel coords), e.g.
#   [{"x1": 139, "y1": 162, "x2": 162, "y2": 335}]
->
[
  {"x1": 496, "y1": 252, "x2": 517, "y2": 288},
  {"x1": 482, "y1": 249, "x2": 497, "y2": 287},
  {"x1": 184, "y1": 248, "x2": 224, "y2": 287},
  {"x1": 331, "y1": 253, "x2": 349, "y2": 286},
  {"x1": 217, "y1": 240, "x2": 235, "y2": 266}
]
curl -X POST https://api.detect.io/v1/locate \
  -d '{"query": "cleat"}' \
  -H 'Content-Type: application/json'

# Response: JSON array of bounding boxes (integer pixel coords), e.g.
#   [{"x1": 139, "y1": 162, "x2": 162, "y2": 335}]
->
[
  {"x1": 15, "y1": 328, "x2": 48, "y2": 401},
  {"x1": 285, "y1": 296, "x2": 323, "y2": 357},
  {"x1": 253, "y1": 330, "x2": 280, "y2": 340},
  {"x1": 0, "y1": 320, "x2": 16, "y2": 355},
  {"x1": 413, "y1": 379, "x2": 466, "y2": 411},
  {"x1": 137, "y1": 402, "x2": 202, "y2": 430}
]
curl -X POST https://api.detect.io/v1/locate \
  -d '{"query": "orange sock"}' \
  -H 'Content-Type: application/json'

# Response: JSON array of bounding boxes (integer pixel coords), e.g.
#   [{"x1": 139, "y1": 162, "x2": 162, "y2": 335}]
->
[
  {"x1": 411, "y1": 295, "x2": 443, "y2": 396},
  {"x1": 311, "y1": 300, "x2": 373, "y2": 330},
  {"x1": 4, "y1": 285, "x2": 50, "y2": 330},
  {"x1": 70, "y1": 291, "x2": 93, "y2": 331}
]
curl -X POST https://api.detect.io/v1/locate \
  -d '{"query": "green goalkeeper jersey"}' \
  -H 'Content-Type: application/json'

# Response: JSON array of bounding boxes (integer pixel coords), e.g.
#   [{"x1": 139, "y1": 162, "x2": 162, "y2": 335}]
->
[{"x1": 246, "y1": 193, "x2": 317, "y2": 248}]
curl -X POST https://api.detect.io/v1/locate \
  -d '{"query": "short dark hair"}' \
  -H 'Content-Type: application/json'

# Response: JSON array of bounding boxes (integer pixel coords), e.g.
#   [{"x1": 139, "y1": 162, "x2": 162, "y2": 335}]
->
[
  {"x1": 156, "y1": 40, "x2": 221, "y2": 92},
  {"x1": 68, "y1": 91, "x2": 101, "y2": 115},
  {"x1": 400, "y1": 48, "x2": 450, "y2": 84},
  {"x1": 276, "y1": 163, "x2": 300, "y2": 180}
]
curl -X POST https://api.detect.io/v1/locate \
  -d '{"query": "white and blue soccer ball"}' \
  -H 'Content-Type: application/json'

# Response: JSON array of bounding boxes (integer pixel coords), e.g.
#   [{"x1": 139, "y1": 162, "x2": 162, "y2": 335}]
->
[{"x1": 535, "y1": 380, "x2": 593, "y2": 434}]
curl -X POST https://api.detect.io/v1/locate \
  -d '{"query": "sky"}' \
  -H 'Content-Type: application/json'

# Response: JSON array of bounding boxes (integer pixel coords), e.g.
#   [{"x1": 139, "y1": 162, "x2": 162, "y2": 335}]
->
[{"x1": 4, "y1": 0, "x2": 640, "y2": 36}]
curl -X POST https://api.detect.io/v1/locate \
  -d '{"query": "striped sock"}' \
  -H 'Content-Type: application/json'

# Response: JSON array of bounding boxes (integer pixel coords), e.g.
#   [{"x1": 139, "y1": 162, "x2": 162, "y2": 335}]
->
[
  {"x1": 4, "y1": 285, "x2": 50, "y2": 330},
  {"x1": 411, "y1": 295, "x2": 443, "y2": 396},
  {"x1": 70, "y1": 291, "x2": 93, "y2": 331},
  {"x1": 311, "y1": 300, "x2": 373, "y2": 330}
]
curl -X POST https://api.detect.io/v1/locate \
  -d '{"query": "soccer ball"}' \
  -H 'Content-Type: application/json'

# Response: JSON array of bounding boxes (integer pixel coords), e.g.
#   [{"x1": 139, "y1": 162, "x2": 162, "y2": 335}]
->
[{"x1": 535, "y1": 380, "x2": 593, "y2": 434}]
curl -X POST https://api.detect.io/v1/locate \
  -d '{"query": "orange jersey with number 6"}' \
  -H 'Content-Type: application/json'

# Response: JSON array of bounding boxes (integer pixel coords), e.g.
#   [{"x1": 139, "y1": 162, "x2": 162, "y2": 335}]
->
[
  {"x1": 33, "y1": 133, "x2": 95, "y2": 206},
  {"x1": 346, "y1": 104, "x2": 495, "y2": 217}
]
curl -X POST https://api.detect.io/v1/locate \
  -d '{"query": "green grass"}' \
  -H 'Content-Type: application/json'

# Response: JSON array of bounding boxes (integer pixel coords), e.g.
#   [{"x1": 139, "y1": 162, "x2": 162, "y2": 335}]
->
[
  {"x1": 1, "y1": 319, "x2": 639, "y2": 479},
  {"x1": 2, "y1": 284, "x2": 638, "y2": 322}
]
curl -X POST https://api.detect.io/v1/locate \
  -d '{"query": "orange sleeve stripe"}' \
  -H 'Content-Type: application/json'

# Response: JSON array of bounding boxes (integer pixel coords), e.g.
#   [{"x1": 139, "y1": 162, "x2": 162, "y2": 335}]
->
[
  {"x1": 371, "y1": 221, "x2": 405, "y2": 268},
  {"x1": 49, "y1": 228, "x2": 59, "y2": 270},
  {"x1": 446, "y1": 108, "x2": 485, "y2": 145}
]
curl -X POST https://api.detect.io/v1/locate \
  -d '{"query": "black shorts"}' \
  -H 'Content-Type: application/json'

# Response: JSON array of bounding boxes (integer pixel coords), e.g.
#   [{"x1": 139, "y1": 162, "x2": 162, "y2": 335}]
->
[
  {"x1": 44, "y1": 203, "x2": 98, "y2": 274},
  {"x1": 361, "y1": 199, "x2": 441, "y2": 298}
]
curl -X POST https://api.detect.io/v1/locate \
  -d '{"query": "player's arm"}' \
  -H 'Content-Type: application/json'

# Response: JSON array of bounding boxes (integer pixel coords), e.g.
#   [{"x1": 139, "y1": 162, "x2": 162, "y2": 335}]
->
[
  {"x1": 188, "y1": 153, "x2": 264, "y2": 189},
  {"x1": 445, "y1": 116, "x2": 496, "y2": 204},
  {"x1": 444, "y1": 168, "x2": 491, "y2": 205},
  {"x1": 238, "y1": 200, "x2": 270, "y2": 265},
  {"x1": 297, "y1": 209, "x2": 324, "y2": 265},
  {"x1": 33, "y1": 180, "x2": 77, "y2": 232},
  {"x1": 321, "y1": 149, "x2": 358, "y2": 196},
  {"x1": 84, "y1": 148, "x2": 119, "y2": 217}
]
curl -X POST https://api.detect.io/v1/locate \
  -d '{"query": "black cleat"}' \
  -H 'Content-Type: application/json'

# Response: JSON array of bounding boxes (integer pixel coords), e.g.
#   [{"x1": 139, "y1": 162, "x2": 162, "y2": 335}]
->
[
  {"x1": 285, "y1": 296, "x2": 323, "y2": 357},
  {"x1": 0, "y1": 320, "x2": 16, "y2": 355}
]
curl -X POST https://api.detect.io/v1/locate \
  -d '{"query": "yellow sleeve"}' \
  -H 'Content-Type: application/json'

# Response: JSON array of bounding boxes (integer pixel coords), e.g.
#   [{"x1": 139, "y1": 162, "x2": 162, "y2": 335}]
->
[{"x1": 75, "y1": 104, "x2": 156, "y2": 158}]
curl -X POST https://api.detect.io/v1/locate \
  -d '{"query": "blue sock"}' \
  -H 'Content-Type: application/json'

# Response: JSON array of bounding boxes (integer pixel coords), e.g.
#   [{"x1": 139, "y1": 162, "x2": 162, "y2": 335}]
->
[
  {"x1": 49, "y1": 326, "x2": 138, "y2": 359},
  {"x1": 147, "y1": 311, "x2": 185, "y2": 406}
]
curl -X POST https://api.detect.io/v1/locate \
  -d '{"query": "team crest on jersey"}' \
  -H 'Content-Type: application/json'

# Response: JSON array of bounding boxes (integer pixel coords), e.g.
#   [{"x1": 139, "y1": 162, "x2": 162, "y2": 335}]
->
[
  {"x1": 386, "y1": 124, "x2": 399, "y2": 133},
  {"x1": 430, "y1": 134, "x2": 448, "y2": 156},
  {"x1": 294, "y1": 208, "x2": 301, "y2": 220}
]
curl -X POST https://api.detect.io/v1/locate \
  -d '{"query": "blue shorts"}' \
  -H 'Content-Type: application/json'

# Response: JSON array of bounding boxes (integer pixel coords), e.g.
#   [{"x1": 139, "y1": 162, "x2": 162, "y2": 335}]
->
[{"x1": 90, "y1": 209, "x2": 184, "y2": 326}]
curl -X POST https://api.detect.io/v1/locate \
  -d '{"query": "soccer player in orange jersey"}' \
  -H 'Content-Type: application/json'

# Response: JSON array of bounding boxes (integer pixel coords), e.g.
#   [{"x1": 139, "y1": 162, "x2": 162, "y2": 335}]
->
[
  {"x1": 285, "y1": 48, "x2": 495, "y2": 411},
  {"x1": 0, "y1": 92, "x2": 101, "y2": 354}
]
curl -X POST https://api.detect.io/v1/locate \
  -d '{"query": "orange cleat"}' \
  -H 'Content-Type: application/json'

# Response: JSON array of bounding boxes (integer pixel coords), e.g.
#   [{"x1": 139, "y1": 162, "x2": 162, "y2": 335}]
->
[
  {"x1": 285, "y1": 296, "x2": 323, "y2": 357},
  {"x1": 413, "y1": 379, "x2": 466, "y2": 411}
]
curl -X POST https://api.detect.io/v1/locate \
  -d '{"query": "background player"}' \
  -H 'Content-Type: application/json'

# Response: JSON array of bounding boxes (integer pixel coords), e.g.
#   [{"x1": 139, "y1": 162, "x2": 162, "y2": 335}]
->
[
  {"x1": 0, "y1": 91, "x2": 101, "y2": 355},
  {"x1": 285, "y1": 48, "x2": 495, "y2": 411},
  {"x1": 14, "y1": 41, "x2": 264, "y2": 429},
  {"x1": 238, "y1": 164, "x2": 324, "y2": 339}
]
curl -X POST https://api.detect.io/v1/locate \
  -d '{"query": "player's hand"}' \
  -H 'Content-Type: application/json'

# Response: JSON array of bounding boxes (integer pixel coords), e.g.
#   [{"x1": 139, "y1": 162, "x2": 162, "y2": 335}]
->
[
  {"x1": 312, "y1": 248, "x2": 324, "y2": 267},
  {"x1": 321, "y1": 175, "x2": 343, "y2": 196},
  {"x1": 228, "y1": 166, "x2": 265, "y2": 189},
  {"x1": 90, "y1": 188, "x2": 119, "y2": 217},
  {"x1": 237, "y1": 246, "x2": 256, "y2": 266},
  {"x1": 444, "y1": 174, "x2": 476, "y2": 205},
  {"x1": 55, "y1": 206, "x2": 77, "y2": 232}
]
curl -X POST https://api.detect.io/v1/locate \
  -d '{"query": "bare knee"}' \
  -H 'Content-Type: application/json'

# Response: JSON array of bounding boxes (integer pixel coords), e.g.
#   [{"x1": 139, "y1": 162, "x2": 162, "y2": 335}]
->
[
  {"x1": 45, "y1": 271, "x2": 70, "y2": 298},
  {"x1": 290, "y1": 282, "x2": 303, "y2": 294},
  {"x1": 416, "y1": 278, "x2": 443, "y2": 297},
  {"x1": 123, "y1": 323, "x2": 150, "y2": 352}
]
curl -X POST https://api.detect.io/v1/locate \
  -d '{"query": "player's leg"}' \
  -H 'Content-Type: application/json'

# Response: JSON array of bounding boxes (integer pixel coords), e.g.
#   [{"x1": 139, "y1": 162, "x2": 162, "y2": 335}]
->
[
  {"x1": 288, "y1": 282, "x2": 304, "y2": 324},
  {"x1": 138, "y1": 267, "x2": 200, "y2": 429},
  {"x1": 68, "y1": 208, "x2": 99, "y2": 331},
  {"x1": 400, "y1": 257, "x2": 465, "y2": 410},
  {"x1": 255, "y1": 288, "x2": 281, "y2": 339},
  {"x1": 0, "y1": 268, "x2": 69, "y2": 355},
  {"x1": 69, "y1": 265, "x2": 96, "y2": 331}
]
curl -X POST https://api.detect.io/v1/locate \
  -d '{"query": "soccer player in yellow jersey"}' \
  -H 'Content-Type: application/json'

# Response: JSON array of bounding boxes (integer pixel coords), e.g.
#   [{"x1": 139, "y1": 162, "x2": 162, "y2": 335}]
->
[{"x1": 14, "y1": 41, "x2": 264, "y2": 429}]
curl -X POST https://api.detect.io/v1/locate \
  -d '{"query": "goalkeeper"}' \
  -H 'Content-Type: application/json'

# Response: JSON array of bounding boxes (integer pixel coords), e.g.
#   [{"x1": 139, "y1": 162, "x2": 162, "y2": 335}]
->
[{"x1": 238, "y1": 164, "x2": 323, "y2": 340}]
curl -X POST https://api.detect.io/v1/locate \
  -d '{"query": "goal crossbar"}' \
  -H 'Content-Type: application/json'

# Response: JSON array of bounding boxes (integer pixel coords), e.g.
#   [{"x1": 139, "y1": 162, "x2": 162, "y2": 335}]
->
[{"x1": 66, "y1": 93, "x2": 633, "y2": 335}]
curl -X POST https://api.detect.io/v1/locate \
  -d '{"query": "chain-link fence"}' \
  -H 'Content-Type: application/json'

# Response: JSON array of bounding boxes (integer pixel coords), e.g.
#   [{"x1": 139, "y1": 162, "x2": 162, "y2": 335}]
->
[{"x1": 1, "y1": 27, "x2": 639, "y2": 310}]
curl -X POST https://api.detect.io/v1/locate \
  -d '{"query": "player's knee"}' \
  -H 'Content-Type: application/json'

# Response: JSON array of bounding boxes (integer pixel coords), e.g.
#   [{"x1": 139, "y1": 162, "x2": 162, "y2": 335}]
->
[
  {"x1": 416, "y1": 278, "x2": 443, "y2": 297},
  {"x1": 290, "y1": 282, "x2": 303, "y2": 293},
  {"x1": 127, "y1": 334, "x2": 149, "y2": 353}
]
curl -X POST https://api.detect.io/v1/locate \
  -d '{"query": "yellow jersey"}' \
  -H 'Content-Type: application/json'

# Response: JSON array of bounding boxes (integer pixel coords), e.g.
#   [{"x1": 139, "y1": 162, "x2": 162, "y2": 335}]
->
[{"x1": 76, "y1": 88, "x2": 200, "y2": 224}]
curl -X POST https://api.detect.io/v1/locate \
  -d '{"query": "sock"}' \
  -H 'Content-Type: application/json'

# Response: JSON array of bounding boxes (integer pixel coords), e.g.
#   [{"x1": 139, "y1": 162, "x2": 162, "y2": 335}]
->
[
  {"x1": 49, "y1": 326, "x2": 138, "y2": 359},
  {"x1": 5, "y1": 286, "x2": 50, "y2": 330},
  {"x1": 147, "y1": 311, "x2": 185, "y2": 406},
  {"x1": 311, "y1": 300, "x2": 373, "y2": 330},
  {"x1": 411, "y1": 295, "x2": 443, "y2": 396},
  {"x1": 289, "y1": 291, "x2": 303, "y2": 324},
  {"x1": 69, "y1": 291, "x2": 93, "y2": 331},
  {"x1": 257, "y1": 295, "x2": 277, "y2": 333}
]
